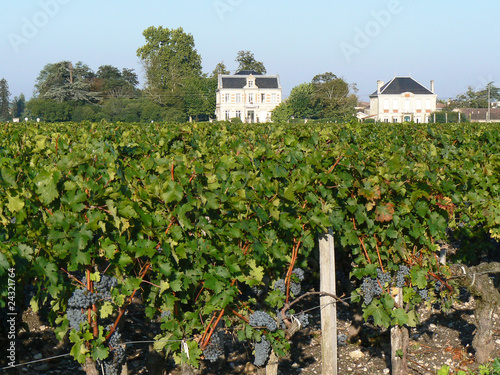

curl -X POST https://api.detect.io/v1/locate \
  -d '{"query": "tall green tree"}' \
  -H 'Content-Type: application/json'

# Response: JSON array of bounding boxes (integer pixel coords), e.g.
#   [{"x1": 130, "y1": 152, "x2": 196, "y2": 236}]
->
[
  {"x1": 311, "y1": 72, "x2": 358, "y2": 119},
  {"x1": 10, "y1": 93, "x2": 26, "y2": 118},
  {"x1": 137, "y1": 26, "x2": 202, "y2": 103},
  {"x1": 34, "y1": 61, "x2": 98, "y2": 103},
  {"x1": 0, "y1": 78, "x2": 10, "y2": 120},
  {"x1": 287, "y1": 83, "x2": 320, "y2": 119},
  {"x1": 96, "y1": 65, "x2": 139, "y2": 98},
  {"x1": 271, "y1": 102, "x2": 293, "y2": 123},
  {"x1": 235, "y1": 50, "x2": 266, "y2": 74},
  {"x1": 212, "y1": 62, "x2": 230, "y2": 76}
]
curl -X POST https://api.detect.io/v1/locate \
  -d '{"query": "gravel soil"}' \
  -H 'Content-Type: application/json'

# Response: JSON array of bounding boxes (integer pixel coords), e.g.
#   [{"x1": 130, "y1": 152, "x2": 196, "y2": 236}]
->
[{"x1": 1, "y1": 287, "x2": 499, "y2": 375}]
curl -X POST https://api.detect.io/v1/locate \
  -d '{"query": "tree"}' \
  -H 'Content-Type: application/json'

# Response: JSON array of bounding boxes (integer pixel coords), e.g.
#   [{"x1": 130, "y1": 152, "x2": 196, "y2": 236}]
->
[
  {"x1": 235, "y1": 50, "x2": 266, "y2": 74},
  {"x1": 96, "y1": 65, "x2": 139, "y2": 98},
  {"x1": 0, "y1": 78, "x2": 11, "y2": 120},
  {"x1": 182, "y1": 76, "x2": 205, "y2": 121},
  {"x1": 271, "y1": 102, "x2": 293, "y2": 123},
  {"x1": 448, "y1": 82, "x2": 499, "y2": 109},
  {"x1": 287, "y1": 83, "x2": 320, "y2": 119},
  {"x1": 121, "y1": 68, "x2": 139, "y2": 88},
  {"x1": 26, "y1": 98, "x2": 73, "y2": 122},
  {"x1": 212, "y1": 62, "x2": 230, "y2": 76},
  {"x1": 34, "y1": 61, "x2": 99, "y2": 104},
  {"x1": 311, "y1": 72, "x2": 358, "y2": 119},
  {"x1": 11, "y1": 93, "x2": 26, "y2": 119},
  {"x1": 137, "y1": 26, "x2": 202, "y2": 97}
]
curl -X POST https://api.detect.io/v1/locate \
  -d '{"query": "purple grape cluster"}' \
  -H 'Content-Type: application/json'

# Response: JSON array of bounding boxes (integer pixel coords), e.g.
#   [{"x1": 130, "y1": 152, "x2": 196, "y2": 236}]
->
[
  {"x1": 295, "y1": 311, "x2": 310, "y2": 328},
  {"x1": 202, "y1": 333, "x2": 224, "y2": 363},
  {"x1": 94, "y1": 275, "x2": 117, "y2": 300},
  {"x1": 418, "y1": 288, "x2": 429, "y2": 301},
  {"x1": 273, "y1": 279, "x2": 286, "y2": 294},
  {"x1": 396, "y1": 265, "x2": 410, "y2": 288},
  {"x1": 292, "y1": 268, "x2": 305, "y2": 281},
  {"x1": 377, "y1": 268, "x2": 391, "y2": 285},
  {"x1": 102, "y1": 330, "x2": 125, "y2": 375},
  {"x1": 290, "y1": 282, "x2": 301, "y2": 297},
  {"x1": 249, "y1": 311, "x2": 277, "y2": 332},
  {"x1": 253, "y1": 335, "x2": 271, "y2": 367},
  {"x1": 68, "y1": 288, "x2": 99, "y2": 309},
  {"x1": 67, "y1": 307, "x2": 87, "y2": 329},
  {"x1": 360, "y1": 277, "x2": 383, "y2": 305}
]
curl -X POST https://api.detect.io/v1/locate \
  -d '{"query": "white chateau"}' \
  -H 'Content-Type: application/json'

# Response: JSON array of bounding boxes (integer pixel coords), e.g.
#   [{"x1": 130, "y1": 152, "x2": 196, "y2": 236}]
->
[
  {"x1": 215, "y1": 70, "x2": 282, "y2": 123},
  {"x1": 368, "y1": 77, "x2": 437, "y2": 123}
]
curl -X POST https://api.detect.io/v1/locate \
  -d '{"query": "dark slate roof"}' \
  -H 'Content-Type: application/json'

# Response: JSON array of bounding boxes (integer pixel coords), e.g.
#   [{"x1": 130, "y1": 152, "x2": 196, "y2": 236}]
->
[
  {"x1": 221, "y1": 77, "x2": 246, "y2": 89},
  {"x1": 370, "y1": 77, "x2": 434, "y2": 97},
  {"x1": 255, "y1": 78, "x2": 279, "y2": 89},
  {"x1": 235, "y1": 70, "x2": 263, "y2": 75},
  {"x1": 220, "y1": 74, "x2": 280, "y2": 89}
]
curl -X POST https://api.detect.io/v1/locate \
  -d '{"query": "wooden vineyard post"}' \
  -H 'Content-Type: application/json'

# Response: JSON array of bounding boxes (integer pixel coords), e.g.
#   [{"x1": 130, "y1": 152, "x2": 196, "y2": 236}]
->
[
  {"x1": 265, "y1": 351, "x2": 278, "y2": 375},
  {"x1": 319, "y1": 228, "x2": 337, "y2": 375},
  {"x1": 390, "y1": 288, "x2": 409, "y2": 374}
]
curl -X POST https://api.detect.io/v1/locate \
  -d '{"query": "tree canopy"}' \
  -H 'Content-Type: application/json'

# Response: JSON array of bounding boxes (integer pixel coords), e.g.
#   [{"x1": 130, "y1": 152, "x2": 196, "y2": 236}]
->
[
  {"x1": 137, "y1": 26, "x2": 202, "y2": 94},
  {"x1": 212, "y1": 61, "x2": 230, "y2": 77},
  {"x1": 34, "y1": 61, "x2": 99, "y2": 103},
  {"x1": 235, "y1": 50, "x2": 266, "y2": 74},
  {"x1": 11, "y1": 94, "x2": 26, "y2": 119},
  {"x1": 95, "y1": 65, "x2": 139, "y2": 98},
  {"x1": 272, "y1": 73, "x2": 358, "y2": 122},
  {"x1": 448, "y1": 82, "x2": 499, "y2": 109},
  {"x1": 0, "y1": 78, "x2": 10, "y2": 121},
  {"x1": 311, "y1": 72, "x2": 358, "y2": 118},
  {"x1": 287, "y1": 83, "x2": 319, "y2": 119}
]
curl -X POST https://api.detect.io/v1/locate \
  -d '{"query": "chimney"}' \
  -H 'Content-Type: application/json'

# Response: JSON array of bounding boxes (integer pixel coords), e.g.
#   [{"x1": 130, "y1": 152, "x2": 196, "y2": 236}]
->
[
  {"x1": 377, "y1": 80, "x2": 384, "y2": 94},
  {"x1": 430, "y1": 80, "x2": 435, "y2": 93}
]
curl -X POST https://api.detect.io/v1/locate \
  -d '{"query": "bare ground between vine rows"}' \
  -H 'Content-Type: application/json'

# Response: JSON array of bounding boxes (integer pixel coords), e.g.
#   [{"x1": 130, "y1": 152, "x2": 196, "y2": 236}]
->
[{"x1": 2, "y1": 288, "x2": 500, "y2": 375}]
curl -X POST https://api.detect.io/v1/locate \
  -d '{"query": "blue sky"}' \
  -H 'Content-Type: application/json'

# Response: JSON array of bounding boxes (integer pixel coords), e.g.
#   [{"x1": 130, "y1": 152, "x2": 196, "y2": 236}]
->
[{"x1": 1, "y1": 0, "x2": 499, "y2": 101}]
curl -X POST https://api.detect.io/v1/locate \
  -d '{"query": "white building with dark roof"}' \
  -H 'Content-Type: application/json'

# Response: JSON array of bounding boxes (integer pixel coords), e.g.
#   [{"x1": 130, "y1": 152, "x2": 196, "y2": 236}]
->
[
  {"x1": 215, "y1": 70, "x2": 282, "y2": 123},
  {"x1": 369, "y1": 77, "x2": 437, "y2": 123}
]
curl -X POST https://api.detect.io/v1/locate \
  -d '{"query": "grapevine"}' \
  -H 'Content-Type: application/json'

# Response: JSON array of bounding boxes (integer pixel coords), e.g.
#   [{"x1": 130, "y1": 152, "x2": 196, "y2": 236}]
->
[{"x1": 0, "y1": 121, "x2": 498, "y2": 372}]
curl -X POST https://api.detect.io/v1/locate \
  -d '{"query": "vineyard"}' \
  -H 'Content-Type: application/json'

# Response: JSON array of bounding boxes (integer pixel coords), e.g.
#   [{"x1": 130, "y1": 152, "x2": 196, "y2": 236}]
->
[{"x1": 0, "y1": 121, "x2": 499, "y2": 374}]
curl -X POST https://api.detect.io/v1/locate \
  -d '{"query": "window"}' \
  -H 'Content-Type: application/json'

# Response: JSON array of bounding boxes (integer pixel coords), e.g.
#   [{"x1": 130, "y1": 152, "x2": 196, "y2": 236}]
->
[
  {"x1": 235, "y1": 110, "x2": 241, "y2": 119},
  {"x1": 404, "y1": 100, "x2": 410, "y2": 112},
  {"x1": 393, "y1": 100, "x2": 399, "y2": 110},
  {"x1": 261, "y1": 93, "x2": 266, "y2": 103},
  {"x1": 416, "y1": 100, "x2": 422, "y2": 110},
  {"x1": 384, "y1": 118, "x2": 389, "y2": 123},
  {"x1": 235, "y1": 93, "x2": 241, "y2": 103},
  {"x1": 393, "y1": 117, "x2": 398, "y2": 123},
  {"x1": 248, "y1": 93, "x2": 254, "y2": 103},
  {"x1": 225, "y1": 111, "x2": 230, "y2": 120},
  {"x1": 248, "y1": 80, "x2": 254, "y2": 88},
  {"x1": 271, "y1": 93, "x2": 276, "y2": 103},
  {"x1": 225, "y1": 93, "x2": 230, "y2": 103},
  {"x1": 425, "y1": 100, "x2": 431, "y2": 110},
  {"x1": 384, "y1": 99, "x2": 389, "y2": 110}
]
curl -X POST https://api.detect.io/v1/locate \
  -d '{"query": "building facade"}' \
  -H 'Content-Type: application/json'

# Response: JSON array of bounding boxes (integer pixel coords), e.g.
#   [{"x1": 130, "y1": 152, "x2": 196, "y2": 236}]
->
[
  {"x1": 369, "y1": 77, "x2": 437, "y2": 123},
  {"x1": 215, "y1": 70, "x2": 282, "y2": 123}
]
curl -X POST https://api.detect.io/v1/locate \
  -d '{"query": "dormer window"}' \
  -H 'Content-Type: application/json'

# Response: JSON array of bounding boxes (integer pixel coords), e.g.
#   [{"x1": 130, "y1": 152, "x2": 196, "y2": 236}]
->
[{"x1": 248, "y1": 80, "x2": 254, "y2": 88}]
